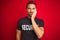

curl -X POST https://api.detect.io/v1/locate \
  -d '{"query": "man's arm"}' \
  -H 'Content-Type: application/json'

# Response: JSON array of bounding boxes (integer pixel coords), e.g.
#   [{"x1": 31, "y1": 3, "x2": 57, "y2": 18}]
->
[
  {"x1": 16, "y1": 29, "x2": 21, "y2": 40},
  {"x1": 31, "y1": 10, "x2": 44, "y2": 39},
  {"x1": 31, "y1": 18, "x2": 44, "y2": 39}
]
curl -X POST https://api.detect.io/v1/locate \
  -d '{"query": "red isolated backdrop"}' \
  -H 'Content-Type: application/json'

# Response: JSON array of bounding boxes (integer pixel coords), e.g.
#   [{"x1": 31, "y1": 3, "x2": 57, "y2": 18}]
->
[{"x1": 0, "y1": 0, "x2": 60, "y2": 40}]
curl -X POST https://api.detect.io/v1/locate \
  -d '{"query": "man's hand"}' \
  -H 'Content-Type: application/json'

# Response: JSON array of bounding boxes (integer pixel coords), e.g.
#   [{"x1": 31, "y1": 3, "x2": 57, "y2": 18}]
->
[
  {"x1": 31, "y1": 10, "x2": 37, "y2": 19},
  {"x1": 31, "y1": 10, "x2": 44, "y2": 39}
]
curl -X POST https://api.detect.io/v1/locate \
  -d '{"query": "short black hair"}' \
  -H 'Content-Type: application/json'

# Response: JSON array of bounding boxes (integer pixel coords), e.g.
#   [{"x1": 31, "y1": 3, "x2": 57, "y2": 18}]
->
[{"x1": 26, "y1": 1, "x2": 36, "y2": 8}]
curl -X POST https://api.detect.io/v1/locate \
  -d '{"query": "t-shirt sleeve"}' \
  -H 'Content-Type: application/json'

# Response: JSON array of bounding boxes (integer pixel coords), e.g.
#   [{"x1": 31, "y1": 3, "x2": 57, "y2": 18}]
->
[
  {"x1": 16, "y1": 20, "x2": 22, "y2": 30},
  {"x1": 38, "y1": 19, "x2": 44, "y2": 27}
]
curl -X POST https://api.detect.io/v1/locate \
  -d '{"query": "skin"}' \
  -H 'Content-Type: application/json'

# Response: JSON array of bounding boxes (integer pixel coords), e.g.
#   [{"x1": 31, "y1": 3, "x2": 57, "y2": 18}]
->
[{"x1": 16, "y1": 4, "x2": 44, "y2": 40}]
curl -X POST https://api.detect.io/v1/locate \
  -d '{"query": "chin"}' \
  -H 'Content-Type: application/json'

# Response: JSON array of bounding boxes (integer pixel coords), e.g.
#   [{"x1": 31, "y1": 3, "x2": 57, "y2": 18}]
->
[
  {"x1": 28, "y1": 14, "x2": 32, "y2": 17},
  {"x1": 29, "y1": 15, "x2": 32, "y2": 17}
]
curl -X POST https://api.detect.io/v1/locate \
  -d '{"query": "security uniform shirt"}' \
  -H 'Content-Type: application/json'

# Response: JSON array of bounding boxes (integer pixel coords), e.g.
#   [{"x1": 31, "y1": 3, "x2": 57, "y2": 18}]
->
[{"x1": 17, "y1": 16, "x2": 44, "y2": 40}]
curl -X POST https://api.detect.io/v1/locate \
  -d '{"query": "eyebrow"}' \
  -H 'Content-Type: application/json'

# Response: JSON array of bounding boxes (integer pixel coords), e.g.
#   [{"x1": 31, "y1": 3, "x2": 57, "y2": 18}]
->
[{"x1": 33, "y1": 7, "x2": 36, "y2": 9}]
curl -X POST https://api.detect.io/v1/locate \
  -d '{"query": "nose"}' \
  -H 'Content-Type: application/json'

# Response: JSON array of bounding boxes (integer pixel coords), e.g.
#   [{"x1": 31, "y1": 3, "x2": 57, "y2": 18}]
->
[{"x1": 30, "y1": 9, "x2": 33, "y2": 13}]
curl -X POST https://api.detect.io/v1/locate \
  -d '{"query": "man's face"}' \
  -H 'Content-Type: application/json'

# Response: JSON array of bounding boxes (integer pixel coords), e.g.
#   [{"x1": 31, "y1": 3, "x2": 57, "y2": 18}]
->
[{"x1": 26, "y1": 4, "x2": 37, "y2": 17}]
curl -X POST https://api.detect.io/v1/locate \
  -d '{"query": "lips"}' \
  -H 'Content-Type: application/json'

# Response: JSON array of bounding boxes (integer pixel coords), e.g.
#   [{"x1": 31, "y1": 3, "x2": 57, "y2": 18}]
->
[
  {"x1": 30, "y1": 13, "x2": 33, "y2": 15},
  {"x1": 30, "y1": 12, "x2": 33, "y2": 13}
]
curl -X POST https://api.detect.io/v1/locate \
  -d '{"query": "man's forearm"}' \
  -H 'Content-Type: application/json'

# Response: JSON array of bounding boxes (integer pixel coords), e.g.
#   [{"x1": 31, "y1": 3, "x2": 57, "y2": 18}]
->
[
  {"x1": 31, "y1": 18, "x2": 44, "y2": 39},
  {"x1": 16, "y1": 30, "x2": 21, "y2": 40}
]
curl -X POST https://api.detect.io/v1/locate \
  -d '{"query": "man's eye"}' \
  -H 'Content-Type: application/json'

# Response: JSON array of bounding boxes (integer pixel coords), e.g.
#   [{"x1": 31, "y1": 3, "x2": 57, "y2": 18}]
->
[
  {"x1": 33, "y1": 8, "x2": 35, "y2": 9},
  {"x1": 28, "y1": 8, "x2": 30, "y2": 9}
]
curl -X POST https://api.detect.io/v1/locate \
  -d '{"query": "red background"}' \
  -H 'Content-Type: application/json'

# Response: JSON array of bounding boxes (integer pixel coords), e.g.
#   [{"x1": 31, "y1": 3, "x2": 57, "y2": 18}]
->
[{"x1": 0, "y1": 0, "x2": 60, "y2": 40}]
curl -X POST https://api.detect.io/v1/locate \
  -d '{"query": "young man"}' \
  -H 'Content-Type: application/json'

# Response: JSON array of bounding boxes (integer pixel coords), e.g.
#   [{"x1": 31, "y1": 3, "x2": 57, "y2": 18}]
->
[{"x1": 16, "y1": 1, "x2": 44, "y2": 40}]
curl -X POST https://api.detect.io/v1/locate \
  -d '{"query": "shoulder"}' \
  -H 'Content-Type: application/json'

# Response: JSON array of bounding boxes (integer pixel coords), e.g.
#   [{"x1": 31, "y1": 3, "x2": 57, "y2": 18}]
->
[
  {"x1": 18, "y1": 17, "x2": 27, "y2": 23},
  {"x1": 35, "y1": 18, "x2": 44, "y2": 27},
  {"x1": 35, "y1": 17, "x2": 44, "y2": 23}
]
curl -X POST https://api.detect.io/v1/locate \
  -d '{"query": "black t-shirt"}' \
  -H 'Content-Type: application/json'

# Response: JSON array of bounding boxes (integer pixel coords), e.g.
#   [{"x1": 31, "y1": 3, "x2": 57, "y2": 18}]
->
[{"x1": 17, "y1": 16, "x2": 44, "y2": 40}]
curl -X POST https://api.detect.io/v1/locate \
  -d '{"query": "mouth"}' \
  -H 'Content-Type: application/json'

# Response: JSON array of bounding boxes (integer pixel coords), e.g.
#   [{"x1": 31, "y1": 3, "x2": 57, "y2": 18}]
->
[
  {"x1": 30, "y1": 12, "x2": 33, "y2": 13},
  {"x1": 28, "y1": 12, "x2": 33, "y2": 16}
]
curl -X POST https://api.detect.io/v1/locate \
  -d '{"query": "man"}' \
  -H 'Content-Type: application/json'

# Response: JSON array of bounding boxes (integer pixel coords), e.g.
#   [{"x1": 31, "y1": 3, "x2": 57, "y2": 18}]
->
[{"x1": 16, "y1": 1, "x2": 44, "y2": 40}]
